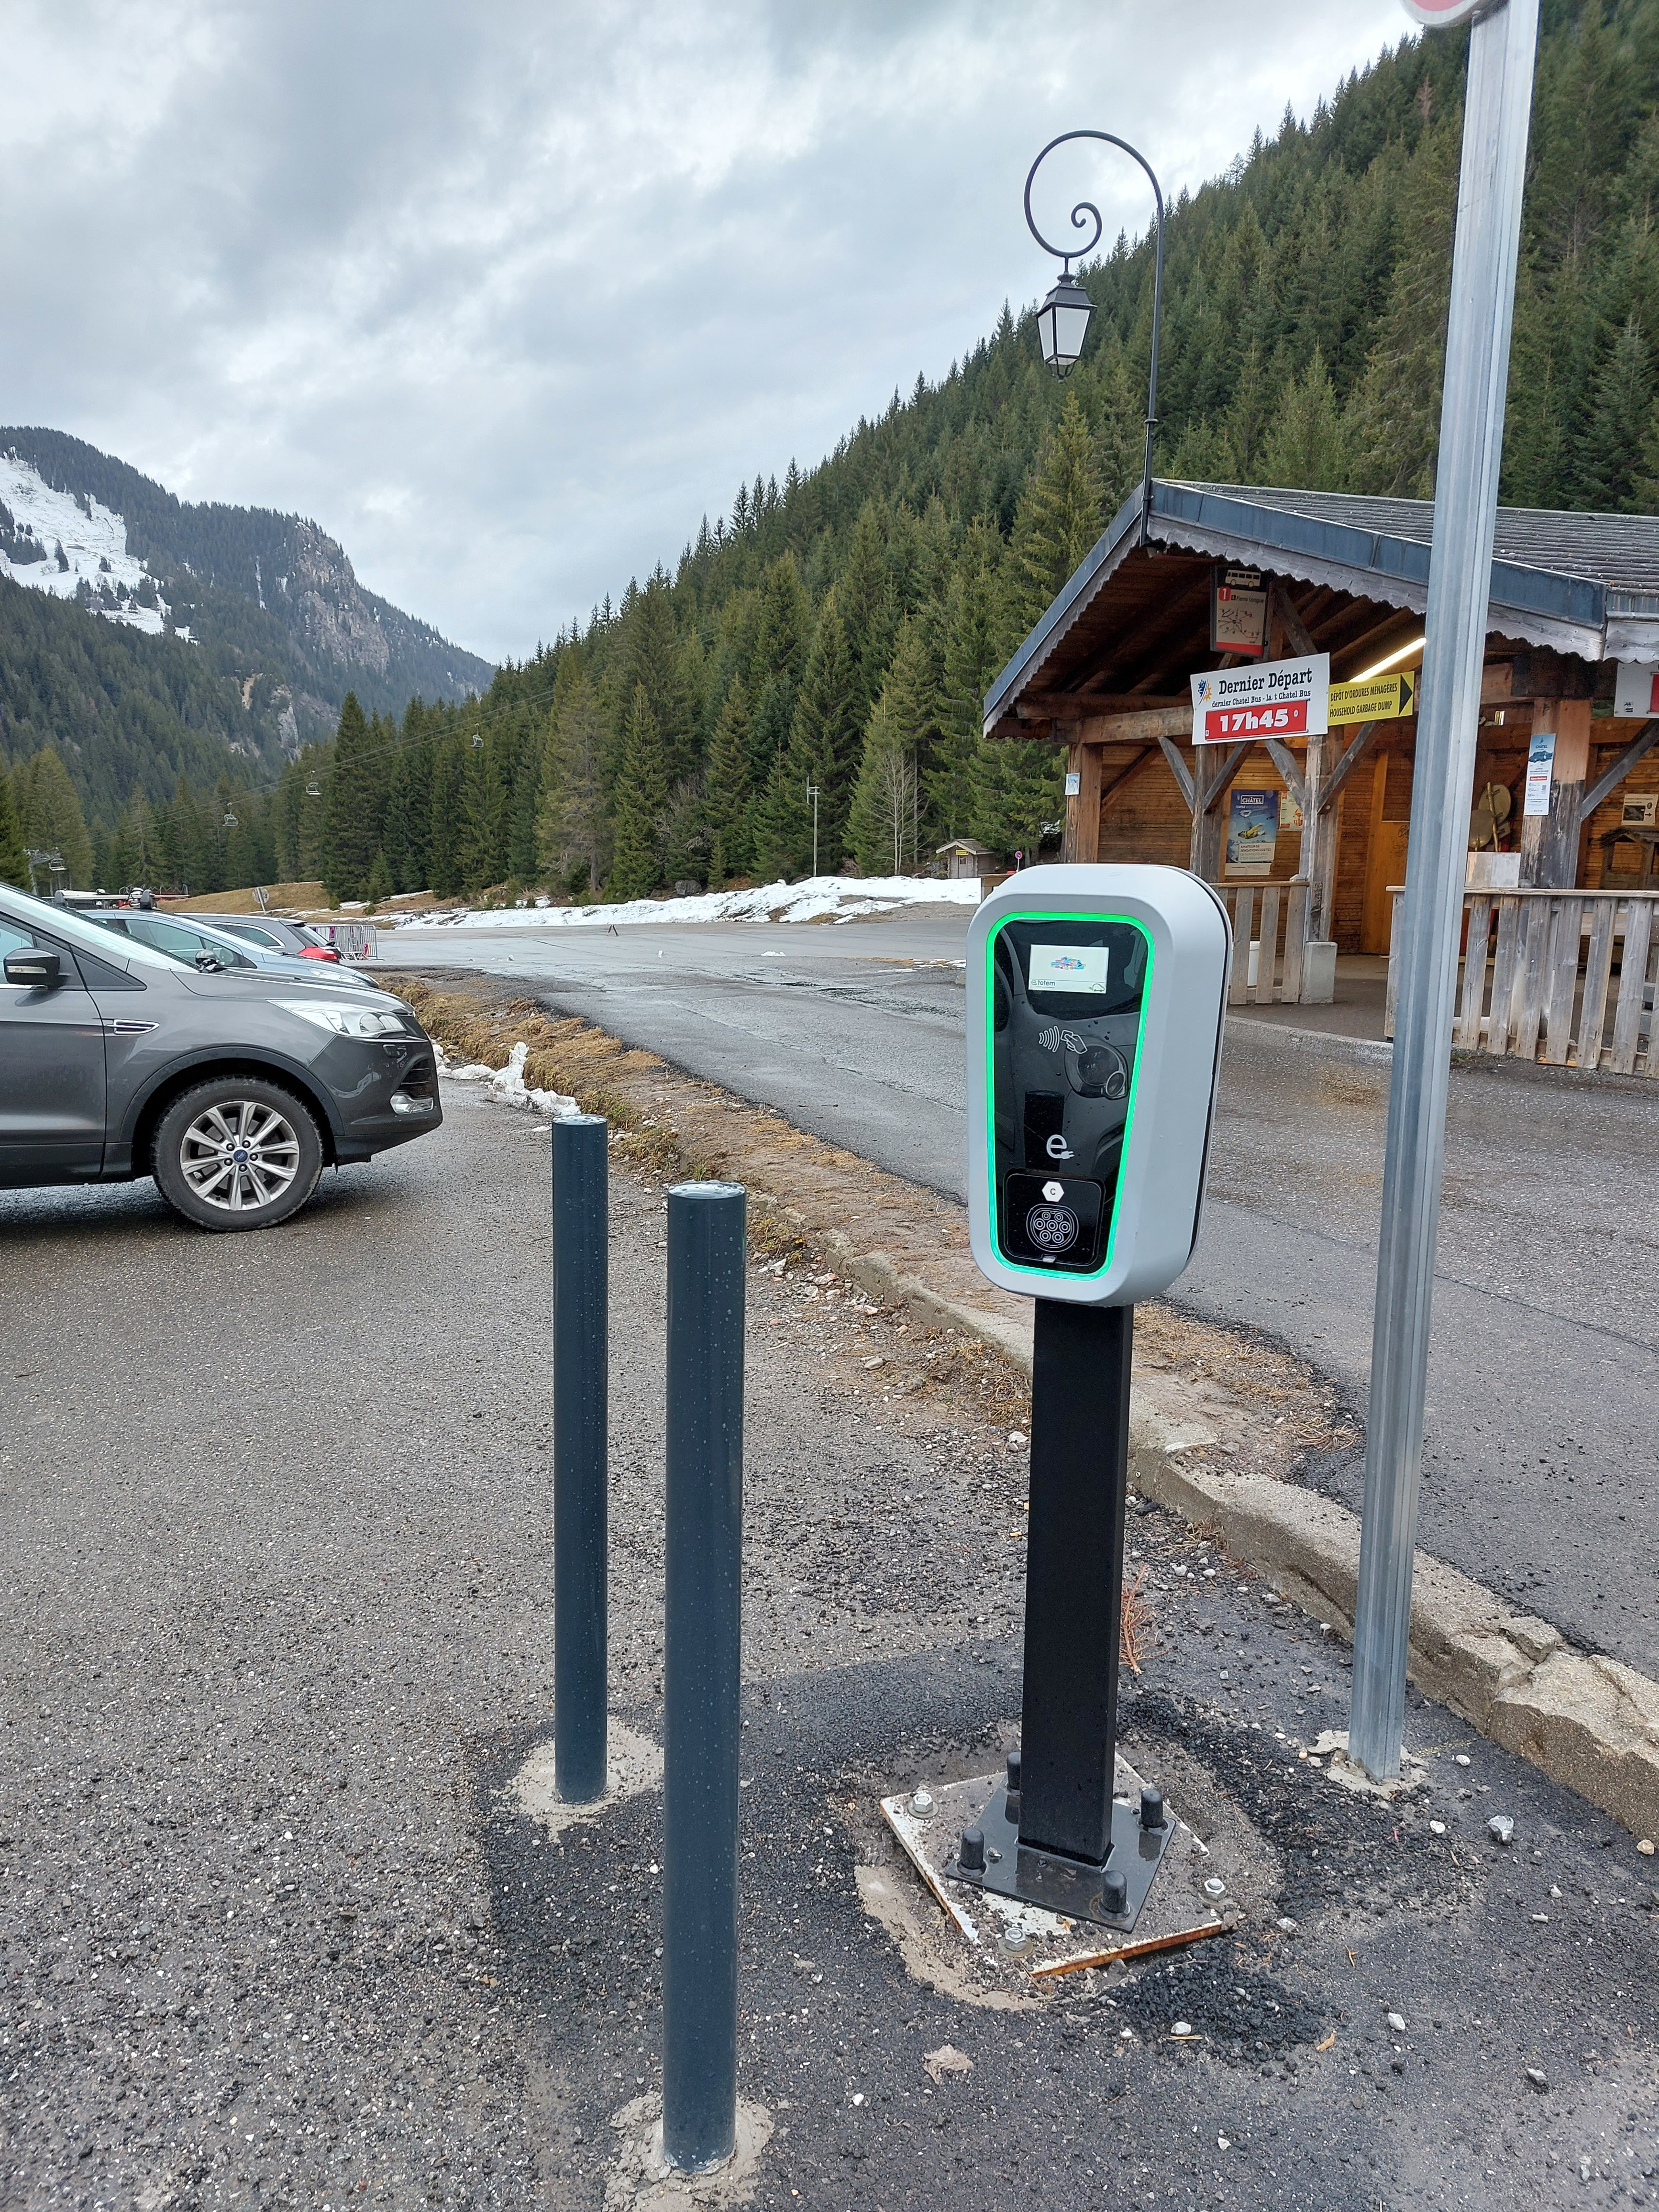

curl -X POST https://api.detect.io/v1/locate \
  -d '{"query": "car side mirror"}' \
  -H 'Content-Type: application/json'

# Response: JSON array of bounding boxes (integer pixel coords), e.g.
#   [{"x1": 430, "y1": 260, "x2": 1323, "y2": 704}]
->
[
  {"x1": 4, "y1": 948, "x2": 62, "y2": 989},
  {"x1": 193, "y1": 951, "x2": 225, "y2": 972}
]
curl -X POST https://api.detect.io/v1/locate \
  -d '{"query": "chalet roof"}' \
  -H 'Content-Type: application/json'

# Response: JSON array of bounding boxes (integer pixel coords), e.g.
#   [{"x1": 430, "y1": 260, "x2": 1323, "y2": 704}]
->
[{"x1": 983, "y1": 479, "x2": 1659, "y2": 735}]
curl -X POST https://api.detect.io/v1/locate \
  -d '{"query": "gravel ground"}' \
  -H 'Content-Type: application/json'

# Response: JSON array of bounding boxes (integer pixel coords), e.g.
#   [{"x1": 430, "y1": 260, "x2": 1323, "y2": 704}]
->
[{"x1": 2, "y1": 1078, "x2": 1657, "y2": 2211}]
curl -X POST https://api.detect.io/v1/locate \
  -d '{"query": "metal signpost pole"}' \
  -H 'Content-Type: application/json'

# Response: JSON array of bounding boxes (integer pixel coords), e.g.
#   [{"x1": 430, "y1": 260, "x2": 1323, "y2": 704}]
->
[
  {"x1": 1349, "y1": 0, "x2": 1540, "y2": 1782},
  {"x1": 552, "y1": 1115, "x2": 610, "y2": 1803},
  {"x1": 662, "y1": 1181, "x2": 747, "y2": 2172}
]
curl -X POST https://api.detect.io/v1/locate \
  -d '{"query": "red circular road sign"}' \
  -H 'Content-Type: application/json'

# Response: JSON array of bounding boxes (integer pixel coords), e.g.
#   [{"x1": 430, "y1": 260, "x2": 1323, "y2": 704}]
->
[{"x1": 1398, "y1": 0, "x2": 1490, "y2": 22}]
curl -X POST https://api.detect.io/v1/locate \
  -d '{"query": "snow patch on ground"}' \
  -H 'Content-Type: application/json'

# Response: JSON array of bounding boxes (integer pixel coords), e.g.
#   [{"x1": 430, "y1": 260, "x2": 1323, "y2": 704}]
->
[
  {"x1": 0, "y1": 453, "x2": 172, "y2": 635},
  {"x1": 440, "y1": 1041, "x2": 577, "y2": 1118},
  {"x1": 398, "y1": 874, "x2": 984, "y2": 931}
]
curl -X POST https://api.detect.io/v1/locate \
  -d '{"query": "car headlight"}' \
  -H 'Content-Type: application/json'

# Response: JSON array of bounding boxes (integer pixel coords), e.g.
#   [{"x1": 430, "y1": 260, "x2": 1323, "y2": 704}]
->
[{"x1": 274, "y1": 999, "x2": 412, "y2": 1038}]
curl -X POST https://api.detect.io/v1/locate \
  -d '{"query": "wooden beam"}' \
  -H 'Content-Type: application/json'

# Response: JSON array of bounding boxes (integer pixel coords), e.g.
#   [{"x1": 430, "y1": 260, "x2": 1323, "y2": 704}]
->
[
  {"x1": 1261, "y1": 736, "x2": 1306, "y2": 808},
  {"x1": 1158, "y1": 736, "x2": 1195, "y2": 813},
  {"x1": 1062, "y1": 738, "x2": 1103, "y2": 865},
  {"x1": 1098, "y1": 744, "x2": 1160, "y2": 808},
  {"x1": 1521, "y1": 698, "x2": 1593, "y2": 887},
  {"x1": 1482, "y1": 650, "x2": 1606, "y2": 705},
  {"x1": 1318, "y1": 720, "x2": 1382, "y2": 815},
  {"x1": 1270, "y1": 582, "x2": 1318, "y2": 657},
  {"x1": 1080, "y1": 704, "x2": 1193, "y2": 743},
  {"x1": 1191, "y1": 743, "x2": 1252, "y2": 878},
  {"x1": 1017, "y1": 692, "x2": 1188, "y2": 718},
  {"x1": 1577, "y1": 719, "x2": 1659, "y2": 825},
  {"x1": 1199, "y1": 743, "x2": 1253, "y2": 817}
]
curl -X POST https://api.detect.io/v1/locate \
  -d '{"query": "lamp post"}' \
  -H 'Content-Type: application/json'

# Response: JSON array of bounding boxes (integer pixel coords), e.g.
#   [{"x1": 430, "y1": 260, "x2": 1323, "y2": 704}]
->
[
  {"x1": 805, "y1": 783, "x2": 821, "y2": 879},
  {"x1": 1024, "y1": 130, "x2": 1166, "y2": 545}
]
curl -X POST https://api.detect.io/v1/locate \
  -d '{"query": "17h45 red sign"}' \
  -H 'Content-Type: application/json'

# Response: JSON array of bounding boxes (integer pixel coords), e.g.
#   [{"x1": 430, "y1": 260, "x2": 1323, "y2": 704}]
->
[{"x1": 1189, "y1": 653, "x2": 1330, "y2": 745}]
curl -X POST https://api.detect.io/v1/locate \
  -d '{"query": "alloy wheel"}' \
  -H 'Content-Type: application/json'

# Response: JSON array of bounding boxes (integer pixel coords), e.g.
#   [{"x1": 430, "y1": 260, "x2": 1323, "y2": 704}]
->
[{"x1": 177, "y1": 1100, "x2": 302, "y2": 1213}]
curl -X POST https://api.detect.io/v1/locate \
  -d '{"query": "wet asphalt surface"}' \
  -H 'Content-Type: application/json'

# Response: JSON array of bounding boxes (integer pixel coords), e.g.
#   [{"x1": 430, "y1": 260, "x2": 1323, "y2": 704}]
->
[
  {"x1": 2, "y1": 1077, "x2": 1657, "y2": 2210},
  {"x1": 379, "y1": 914, "x2": 1659, "y2": 1679}
]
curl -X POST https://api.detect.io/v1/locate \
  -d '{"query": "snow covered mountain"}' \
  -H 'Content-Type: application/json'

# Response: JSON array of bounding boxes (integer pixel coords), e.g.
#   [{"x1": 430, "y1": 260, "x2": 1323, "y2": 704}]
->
[
  {"x1": 0, "y1": 453, "x2": 180, "y2": 637},
  {"x1": 0, "y1": 429, "x2": 499, "y2": 829},
  {"x1": 0, "y1": 430, "x2": 495, "y2": 722}
]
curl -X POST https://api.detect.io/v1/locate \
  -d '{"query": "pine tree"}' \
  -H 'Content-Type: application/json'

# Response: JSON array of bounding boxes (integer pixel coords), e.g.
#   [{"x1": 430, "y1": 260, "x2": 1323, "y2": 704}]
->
[
  {"x1": 703, "y1": 676, "x2": 754, "y2": 886},
  {"x1": 786, "y1": 590, "x2": 859, "y2": 865},
  {"x1": 1256, "y1": 346, "x2": 1351, "y2": 489},
  {"x1": 322, "y1": 694, "x2": 383, "y2": 901},
  {"x1": 12, "y1": 746, "x2": 94, "y2": 887},
  {"x1": 1000, "y1": 388, "x2": 1106, "y2": 651},
  {"x1": 932, "y1": 528, "x2": 1003, "y2": 841},
  {"x1": 969, "y1": 730, "x2": 1062, "y2": 865},
  {"x1": 0, "y1": 769, "x2": 27, "y2": 889},
  {"x1": 615, "y1": 575, "x2": 698, "y2": 787},
  {"x1": 750, "y1": 743, "x2": 814, "y2": 883},
  {"x1": 836, "y1": 502, "x2": 897, "y2": 718},
  {"x1": 364, "y1": 849, "x2": 394, "y2": 906},
  {"x1": 382, "y1": 715, "x2": 434, "y2": 892},
  {"x1": 1579, "y1": 315, "x2": 1652, "y2": 510},
  {"x1": 428, "y1": 737, "x2": 467, "y2": 899},
  {"x1": 537, "y1": 666, "x2": 608, "y2": 896},
  {"x1": 1092, "y1": 335, "x2": 1146, "y2": 515},
  {"x1": 608, "y1": 685, "x2": 668, "y2": 900},
  {"x1": 460, "y1": 730, "x2": 509, "y2": 890}
]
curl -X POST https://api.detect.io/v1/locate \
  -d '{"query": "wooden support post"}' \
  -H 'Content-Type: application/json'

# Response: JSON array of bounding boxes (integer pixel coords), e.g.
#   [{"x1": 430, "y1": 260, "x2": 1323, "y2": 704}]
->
[
  {"x1": 1190, "y1": 742, "x2": 1250, "y2": 880},
  {"x1": 1300, "y1": 730, "x2": 1329, "y2": 938},
  {"x1": 1062, "y1": 738, "x2": 1102, "y2": 865},
  {"x1": 1520, "y1": 699, "x2": 1592, "y2": 888}
]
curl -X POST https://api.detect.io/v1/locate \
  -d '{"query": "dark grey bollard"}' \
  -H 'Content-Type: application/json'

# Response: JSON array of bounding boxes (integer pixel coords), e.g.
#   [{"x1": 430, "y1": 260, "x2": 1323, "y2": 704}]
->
[
  {"x1": 552, "y1": 1114, "x2": 609, "y2": 1804},
  {"x1": 662, "y1": 1180, "x2": 746, "y2": 2173}
]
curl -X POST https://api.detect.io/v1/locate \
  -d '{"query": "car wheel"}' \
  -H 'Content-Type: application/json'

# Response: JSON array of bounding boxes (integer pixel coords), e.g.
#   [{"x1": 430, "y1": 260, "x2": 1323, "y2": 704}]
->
[{"x1": 152, "y1": 1077, "x2": 324, "y2": 1232}]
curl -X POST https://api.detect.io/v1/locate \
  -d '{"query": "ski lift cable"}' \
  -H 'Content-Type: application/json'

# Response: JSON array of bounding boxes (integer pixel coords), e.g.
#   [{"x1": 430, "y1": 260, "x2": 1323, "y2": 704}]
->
[{"x1": 294, "y1": 676, "x2": 565, "y2": 787}]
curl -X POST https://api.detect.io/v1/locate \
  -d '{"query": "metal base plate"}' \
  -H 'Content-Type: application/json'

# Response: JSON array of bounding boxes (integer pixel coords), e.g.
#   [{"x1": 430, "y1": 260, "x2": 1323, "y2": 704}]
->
[
  {"x1": 880, "y1": 1760, "x2": 1231, "y2": 1981},
  {"x1": 943, "y1": 1783, "x2": 1175, "y2": 1930}
]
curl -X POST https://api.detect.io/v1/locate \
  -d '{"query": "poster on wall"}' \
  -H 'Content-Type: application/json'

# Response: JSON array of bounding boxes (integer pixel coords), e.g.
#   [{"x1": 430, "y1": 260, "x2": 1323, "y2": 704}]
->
[
  {"x1": 1523, "y1": 728, "x2": 1556, "y2": 817},
  {"x1": 1225, "y1": 789, "x2": 1280, "y2": 876},
  {"x1": 1210, "y1": 566, "x2": 1268, "y2": 657}
]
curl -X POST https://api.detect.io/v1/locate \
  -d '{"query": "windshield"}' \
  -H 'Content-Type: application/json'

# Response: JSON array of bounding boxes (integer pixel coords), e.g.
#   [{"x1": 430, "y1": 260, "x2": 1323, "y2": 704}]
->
[{"x1": 0, "y1": 884, "x2": 179, "y2": 973}]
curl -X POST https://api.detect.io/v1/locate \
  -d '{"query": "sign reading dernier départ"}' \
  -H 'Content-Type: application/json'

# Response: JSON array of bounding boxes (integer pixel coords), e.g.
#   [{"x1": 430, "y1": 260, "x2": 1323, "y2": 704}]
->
[{"x1": 1190, "y1": 653, "x2": 1330, "y2": 744}]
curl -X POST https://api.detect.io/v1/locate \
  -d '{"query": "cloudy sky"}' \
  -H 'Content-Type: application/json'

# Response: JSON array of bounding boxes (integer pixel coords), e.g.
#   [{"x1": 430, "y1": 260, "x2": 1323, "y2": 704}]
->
[{"x1": 2, "y1": 0, "x2": 1408, "y2": 666}]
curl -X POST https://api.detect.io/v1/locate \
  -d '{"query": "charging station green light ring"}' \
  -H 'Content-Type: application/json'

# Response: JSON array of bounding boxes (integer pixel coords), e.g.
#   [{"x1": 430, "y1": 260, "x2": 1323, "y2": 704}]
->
[{"x1": 982, "y1": 908, "x2": 1153, "y2": 1284}]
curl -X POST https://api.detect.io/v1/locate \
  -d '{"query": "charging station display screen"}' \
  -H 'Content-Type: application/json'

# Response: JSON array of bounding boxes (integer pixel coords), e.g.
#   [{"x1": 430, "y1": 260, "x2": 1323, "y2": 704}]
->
[{"x1": 989, "y1": 914, "x2": 1150, "y2": 1277}]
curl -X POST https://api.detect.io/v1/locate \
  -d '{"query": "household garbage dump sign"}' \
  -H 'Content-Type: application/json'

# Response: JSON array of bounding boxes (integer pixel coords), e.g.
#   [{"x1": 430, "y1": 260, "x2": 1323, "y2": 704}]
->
[{"x1": 1190, "y1": 653, "x2": 1330, "y2": 744}]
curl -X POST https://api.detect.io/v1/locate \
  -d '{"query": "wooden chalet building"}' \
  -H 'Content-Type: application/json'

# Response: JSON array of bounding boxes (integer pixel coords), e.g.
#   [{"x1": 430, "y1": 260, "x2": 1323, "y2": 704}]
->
[{"x1": 983, "y1": 482, "x2": 1659, "y2": 1074}]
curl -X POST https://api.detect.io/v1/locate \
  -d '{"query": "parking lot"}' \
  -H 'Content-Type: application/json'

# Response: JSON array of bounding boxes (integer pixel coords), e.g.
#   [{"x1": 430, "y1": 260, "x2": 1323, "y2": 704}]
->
[{"x1": 3, "y1": 1076, "x2": 1657, "y2": 2210}]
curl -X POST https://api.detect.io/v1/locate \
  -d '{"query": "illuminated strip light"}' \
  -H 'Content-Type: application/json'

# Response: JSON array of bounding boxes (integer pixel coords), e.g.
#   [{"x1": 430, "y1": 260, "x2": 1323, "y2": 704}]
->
[{"x1": 1352, "y1": 635, "x2": 1425, "y2": 683}]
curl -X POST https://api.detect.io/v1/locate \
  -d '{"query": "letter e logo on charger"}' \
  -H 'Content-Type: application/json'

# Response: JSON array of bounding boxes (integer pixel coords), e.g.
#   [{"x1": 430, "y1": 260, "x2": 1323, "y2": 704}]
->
[{"x1": 965, "y1": 865, "x2": 1231, "y2": 1305}]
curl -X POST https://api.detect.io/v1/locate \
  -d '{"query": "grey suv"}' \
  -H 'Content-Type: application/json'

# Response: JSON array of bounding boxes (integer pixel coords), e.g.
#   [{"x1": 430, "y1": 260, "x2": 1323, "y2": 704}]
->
[{"x1": 0, "y1": 884, "x2": 442, "y2": 1230}]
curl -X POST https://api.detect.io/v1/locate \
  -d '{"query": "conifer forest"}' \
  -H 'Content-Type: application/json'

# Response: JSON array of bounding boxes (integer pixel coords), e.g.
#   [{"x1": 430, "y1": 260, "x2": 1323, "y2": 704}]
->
[{"x1": 9, "y1": 0, "x2": 1659, "y2": 902}]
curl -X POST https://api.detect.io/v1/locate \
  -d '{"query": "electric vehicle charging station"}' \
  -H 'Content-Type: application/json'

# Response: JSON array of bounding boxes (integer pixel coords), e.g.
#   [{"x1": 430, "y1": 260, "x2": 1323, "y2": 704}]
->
[{"x1": 950, "y1": 864, "x2": 1231, "y2": 1929}]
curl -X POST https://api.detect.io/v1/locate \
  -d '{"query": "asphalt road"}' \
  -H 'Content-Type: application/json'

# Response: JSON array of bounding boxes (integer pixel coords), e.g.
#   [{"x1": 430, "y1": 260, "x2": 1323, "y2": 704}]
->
[
  {"x1": 4, "y1": 1077, "x2": 1656, "y2": 2209},
  {"x1": 381, "y1": 912, "x2": 1659, "y2": 1678}
]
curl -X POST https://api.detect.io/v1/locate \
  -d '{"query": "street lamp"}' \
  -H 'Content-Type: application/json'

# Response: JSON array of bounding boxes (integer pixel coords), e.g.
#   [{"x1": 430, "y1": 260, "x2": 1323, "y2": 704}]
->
[
  {"x1": 805, "y1": 782, "x2": 821, "y2": 879},
  {"x1": 1024, "y1": 129, "x2": 1167, "y2": 544}
]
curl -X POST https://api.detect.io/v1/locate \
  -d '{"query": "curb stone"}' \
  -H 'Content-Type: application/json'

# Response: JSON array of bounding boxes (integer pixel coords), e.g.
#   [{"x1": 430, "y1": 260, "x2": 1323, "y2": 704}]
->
[
  {"x1": 397, "y1": 979, "x2": 1659, "y2": 1845},
  {"x1": 775, "y1": 1204, "x2": 1659, "y2": 1845}
]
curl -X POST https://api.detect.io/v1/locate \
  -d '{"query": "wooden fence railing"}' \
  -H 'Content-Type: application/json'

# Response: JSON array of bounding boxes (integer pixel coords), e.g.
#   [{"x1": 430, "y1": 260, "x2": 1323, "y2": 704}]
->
[
  {"x1": 1384, "y1": 888, "x2": 1659, "y2": 1075},
  {"x1": 1214, "y1": 881, "x2": 1312, "y2": 1006}
]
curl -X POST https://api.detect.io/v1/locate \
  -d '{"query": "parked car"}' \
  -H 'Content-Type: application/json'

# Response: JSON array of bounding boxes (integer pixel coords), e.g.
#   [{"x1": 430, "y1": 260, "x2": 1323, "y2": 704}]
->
[
  {"x1": 178, "y1": 914, "x2": 343, "y2": 962},
  {"x1": 0, "y1": 883, "x2": 441, "y2": 1230},
  {"x1": 87, "y1": 910, "x2": 381, "y2": 991}
]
